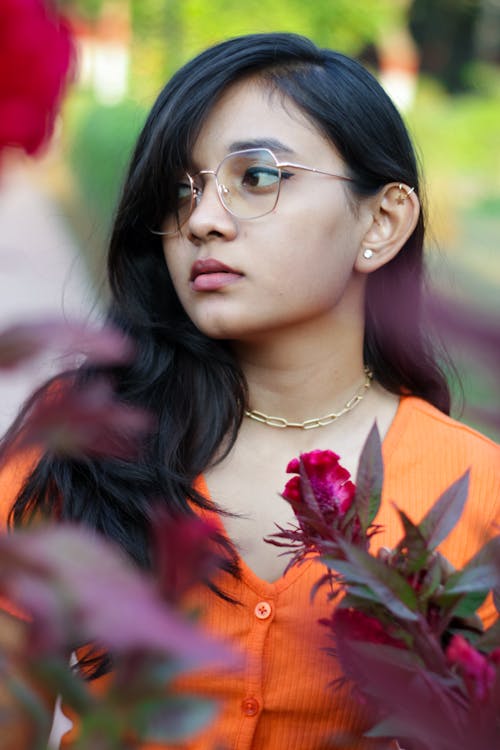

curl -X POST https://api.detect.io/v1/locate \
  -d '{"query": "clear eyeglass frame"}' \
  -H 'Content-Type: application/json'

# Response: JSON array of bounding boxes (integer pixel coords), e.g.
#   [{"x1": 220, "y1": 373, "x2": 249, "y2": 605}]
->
[{"x1": 153, "y1": 147, "x2": 354, "y2": 237}]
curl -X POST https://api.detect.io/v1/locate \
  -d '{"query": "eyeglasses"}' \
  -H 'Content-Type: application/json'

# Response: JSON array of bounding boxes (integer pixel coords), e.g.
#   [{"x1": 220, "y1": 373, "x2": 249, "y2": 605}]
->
[{"x1": 157, "y1": 147, "x2": 354, "y2": 236}]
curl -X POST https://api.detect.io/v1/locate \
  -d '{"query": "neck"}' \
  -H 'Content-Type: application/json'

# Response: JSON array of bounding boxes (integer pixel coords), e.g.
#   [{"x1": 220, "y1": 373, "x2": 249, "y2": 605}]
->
[{"x1": 232, "y1": 316, "x2": 366, "y2": 424}]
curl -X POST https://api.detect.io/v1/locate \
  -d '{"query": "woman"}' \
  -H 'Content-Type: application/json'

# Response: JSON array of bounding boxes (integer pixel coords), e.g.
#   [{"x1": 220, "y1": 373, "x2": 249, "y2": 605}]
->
[{"x1": 2, "y1": 32, "x2": 499, "y2": 750}]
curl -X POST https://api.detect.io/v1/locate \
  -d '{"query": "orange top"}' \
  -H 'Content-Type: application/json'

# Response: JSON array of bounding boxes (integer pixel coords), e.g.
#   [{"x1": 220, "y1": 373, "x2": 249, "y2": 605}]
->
[{"x1": 2, "y1": 397, "x2": 499, "y2": 750}]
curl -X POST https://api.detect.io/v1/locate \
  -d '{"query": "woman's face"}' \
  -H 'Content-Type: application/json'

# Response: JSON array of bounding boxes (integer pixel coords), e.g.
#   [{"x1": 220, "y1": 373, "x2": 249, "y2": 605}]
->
[{"x1": 162, "y1": 79, "x2": 374, "y2": 342}]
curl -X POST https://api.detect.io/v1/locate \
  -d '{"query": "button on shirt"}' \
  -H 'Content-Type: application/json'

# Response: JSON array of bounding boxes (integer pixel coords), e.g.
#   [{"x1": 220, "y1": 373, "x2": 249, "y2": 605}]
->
[
  {"x1": 254, "y1": 601, "x2": 272, "y2": 620},
  {"x1": 166, "y1": 551, "x2": 342, "y2": 750}
]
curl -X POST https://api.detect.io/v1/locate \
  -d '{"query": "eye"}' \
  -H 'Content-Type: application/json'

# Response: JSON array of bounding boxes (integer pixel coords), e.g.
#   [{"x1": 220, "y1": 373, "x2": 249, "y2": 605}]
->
[
  {"x1": 175, "y1": 181, "x2": 192, "y2": 204},
  {"x1": 241, "y1": 165, "x2": 281, "y2": 190}
]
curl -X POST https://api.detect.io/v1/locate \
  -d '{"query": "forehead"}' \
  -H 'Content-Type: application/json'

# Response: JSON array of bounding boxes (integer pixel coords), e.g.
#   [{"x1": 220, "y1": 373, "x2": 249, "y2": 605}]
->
[{"x1": 191, "y1": 79, "x2": 338, "y2": 165}]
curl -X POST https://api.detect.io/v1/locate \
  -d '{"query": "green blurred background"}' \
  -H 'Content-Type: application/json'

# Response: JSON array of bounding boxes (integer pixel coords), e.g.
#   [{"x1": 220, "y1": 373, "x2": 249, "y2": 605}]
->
[{"x1": 52, "y1": 0, "x2": 500, "y2": 437}]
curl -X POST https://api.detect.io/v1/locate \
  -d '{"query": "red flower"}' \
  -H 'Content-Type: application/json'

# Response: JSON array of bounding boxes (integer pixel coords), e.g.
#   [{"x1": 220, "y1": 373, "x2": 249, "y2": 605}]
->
[
  {"x1": 16, "y1": 379, "x2": 154, "y2": 459},
  {"x1": 283, "y1": 450, "x2": 359, "y2": 549},
  {"x1": 0, "y1": 319, "x2": 134, "y2": 371},
  {"x1": 326, "y1": 607, "x2": 407, "y2": 650},
  {"x1": 266, "y1": 449, "x2": 364, "y2": 568},
  {"x1": 446, "y1": 635, "x2": 496, "y2": 701},
  {"x1": 0, "y1": 0, "x2": 74, "y2": 156},
  {"x1": 153, "y1": 513, "x2": 221, "y2": 605},
  {"x1": 284, "y1": 450, "x2": 356, "y2": 521},
  {"x1": 0, "y1": 524, "x2": 237, "y2": 671}
]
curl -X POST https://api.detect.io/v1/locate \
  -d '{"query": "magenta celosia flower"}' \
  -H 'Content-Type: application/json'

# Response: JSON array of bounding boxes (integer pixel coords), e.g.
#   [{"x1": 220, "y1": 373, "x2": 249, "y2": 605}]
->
[
  {"x1": 267, "y1": 449, "x2": 364, "y2": 567},
  {"x1": 0, "y1": 524, "x2": 236, "y2": 671},
  {"x1": 153, "y1": 513, "x2": 221, "y2": 605},
  {"x1": 446, "y1": 635, "x2": 496, "y2": 701},
  {"x1": 284, "y1": 449, "x2": 359, "y2": 548},
  {"x1": 284, "y1": 450, "x2": 356, "y2": 521},
  {"x1": 0, "y1": 319, "x2": 134, "y2": 371},
  {"x1": 17, "y1": 379, "x2": 154, "y2": 459},
  {"x1": 0, "y1": 0, "x2": 74, "y2": 156}
]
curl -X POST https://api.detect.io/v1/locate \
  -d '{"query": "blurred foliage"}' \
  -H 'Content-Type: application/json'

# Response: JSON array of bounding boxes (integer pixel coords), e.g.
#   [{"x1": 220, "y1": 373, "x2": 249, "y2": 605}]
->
[
  {"x1": 68, "y1": 94, "x2": 147, "y2": 228},
  {"x1": 59, "y1": 0, "x2": 104, "y2": 22},
  {"x1": 173, "y1": 0, "x2": 402, "y2": 60},
  {"x1": 60, "y1": 0, "x2": 404, "y2": 96},
  {"x1": 409, "y1": 0, "x2": 482, "y2": 93},
  {"x1": 409, "y1": 75, "x2": 500, "y2": 187}
]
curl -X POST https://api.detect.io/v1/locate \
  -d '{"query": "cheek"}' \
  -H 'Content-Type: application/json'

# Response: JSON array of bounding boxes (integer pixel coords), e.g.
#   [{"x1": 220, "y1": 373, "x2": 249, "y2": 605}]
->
[
  {"x1": 268, "y1": 218, "x2": 355, "y2": 288},
  {"x1": 162, "y1": 243, "x2": 187, "y2": 295}
]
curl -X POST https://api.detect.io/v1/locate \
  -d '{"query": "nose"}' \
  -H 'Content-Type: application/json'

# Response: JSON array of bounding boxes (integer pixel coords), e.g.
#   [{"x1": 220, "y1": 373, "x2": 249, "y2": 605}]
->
[{"x1": 187, "y1": 171, "x2": 237, "y2": 241}]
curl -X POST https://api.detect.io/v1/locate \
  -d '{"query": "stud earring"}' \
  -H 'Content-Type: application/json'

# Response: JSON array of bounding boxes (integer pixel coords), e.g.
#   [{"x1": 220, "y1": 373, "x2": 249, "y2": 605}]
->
[
  {"x1": 363, "y1": 248, "x2": 373, "y2": 259},
  {"x1": 396, "y1": 184, "x2": 415, "y2": 205}
]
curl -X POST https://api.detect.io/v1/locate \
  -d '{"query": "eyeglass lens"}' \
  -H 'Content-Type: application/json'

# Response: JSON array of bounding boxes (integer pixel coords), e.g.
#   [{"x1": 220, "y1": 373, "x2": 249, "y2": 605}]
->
[{"x1": 162, "y1": 149, "x2": 281, "y2": 235}]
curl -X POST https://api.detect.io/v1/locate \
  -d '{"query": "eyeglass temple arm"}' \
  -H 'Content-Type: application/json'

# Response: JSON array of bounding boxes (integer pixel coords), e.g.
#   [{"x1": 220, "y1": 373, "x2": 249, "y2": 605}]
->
[{"x1": 276, "y1": 160, "x2": 354, "y2": 182}]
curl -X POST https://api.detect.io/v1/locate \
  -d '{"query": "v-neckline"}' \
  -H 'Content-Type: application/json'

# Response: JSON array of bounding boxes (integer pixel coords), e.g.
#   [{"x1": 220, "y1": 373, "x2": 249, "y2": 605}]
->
[{"x1": 195, "y1": 475, "x2": 317, "y2": 596}]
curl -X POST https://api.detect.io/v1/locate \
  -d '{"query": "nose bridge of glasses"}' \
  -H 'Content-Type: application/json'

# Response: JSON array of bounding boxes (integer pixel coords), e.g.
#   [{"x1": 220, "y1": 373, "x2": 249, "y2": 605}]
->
[{"x1": 193, "y1": 168, "x2": 230, "y2": 207}]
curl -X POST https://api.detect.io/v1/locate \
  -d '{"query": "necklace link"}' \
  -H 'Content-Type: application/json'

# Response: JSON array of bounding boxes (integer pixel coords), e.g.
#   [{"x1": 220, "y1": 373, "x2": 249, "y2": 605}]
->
[{"x1": 244, "y1": 368, "x2": 373, "y2": 429}]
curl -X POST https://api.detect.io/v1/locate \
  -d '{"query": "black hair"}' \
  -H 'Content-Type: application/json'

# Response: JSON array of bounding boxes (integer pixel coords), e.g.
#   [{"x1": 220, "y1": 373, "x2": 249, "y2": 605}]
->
[{"x1": 5, "y1": 34, "x2": 450, "y2": 661}]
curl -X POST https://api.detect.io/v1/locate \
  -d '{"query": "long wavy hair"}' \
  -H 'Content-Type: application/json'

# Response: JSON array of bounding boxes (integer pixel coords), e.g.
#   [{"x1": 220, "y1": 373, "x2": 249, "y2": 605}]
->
[{"x1": 7, "y1": 33, "x2": 450, "y2": 579}]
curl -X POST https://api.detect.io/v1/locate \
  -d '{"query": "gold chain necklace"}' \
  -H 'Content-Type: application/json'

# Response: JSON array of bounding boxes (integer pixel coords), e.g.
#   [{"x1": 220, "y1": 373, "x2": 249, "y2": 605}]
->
[{"x1": 244, "y1": 367, "x2": 373, "y2": 430}]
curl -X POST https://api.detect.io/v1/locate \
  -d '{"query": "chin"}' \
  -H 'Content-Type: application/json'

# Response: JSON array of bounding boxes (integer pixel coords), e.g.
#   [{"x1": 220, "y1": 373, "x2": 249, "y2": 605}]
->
[
  {"x1": 193, "y1": 318, "x2": 240, "y2": 340},
  {"x1": 192, "y1": 316, "x2": 263, "y2": 342}
]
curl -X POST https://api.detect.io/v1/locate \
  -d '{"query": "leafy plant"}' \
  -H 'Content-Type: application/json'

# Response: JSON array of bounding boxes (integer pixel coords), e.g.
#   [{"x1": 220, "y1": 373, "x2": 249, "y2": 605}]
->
[
  {"x1": 268, "y1": 429, "x2": 500, "y2": 749},
  {"x1": 0, "y1": 520, "x2": 238, "y2": 750}
]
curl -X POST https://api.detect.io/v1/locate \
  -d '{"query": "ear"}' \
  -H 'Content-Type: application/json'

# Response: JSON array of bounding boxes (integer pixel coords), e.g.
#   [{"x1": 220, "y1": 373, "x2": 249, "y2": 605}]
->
[{"x1": 354, "y1": 183, "x2": 420, "y2": 273}]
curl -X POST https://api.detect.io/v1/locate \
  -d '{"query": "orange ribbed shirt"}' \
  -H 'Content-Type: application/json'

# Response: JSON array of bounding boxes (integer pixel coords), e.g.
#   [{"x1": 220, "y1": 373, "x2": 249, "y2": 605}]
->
[{"x1": 2, "y1": 397, "x2": 499, "y2": 750}]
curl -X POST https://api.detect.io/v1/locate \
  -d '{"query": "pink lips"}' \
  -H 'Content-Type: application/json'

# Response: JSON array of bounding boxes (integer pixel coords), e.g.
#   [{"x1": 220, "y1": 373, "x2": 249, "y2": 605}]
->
[{"x1": 190, "y1": 258, "x2": 243, "y2": 292}]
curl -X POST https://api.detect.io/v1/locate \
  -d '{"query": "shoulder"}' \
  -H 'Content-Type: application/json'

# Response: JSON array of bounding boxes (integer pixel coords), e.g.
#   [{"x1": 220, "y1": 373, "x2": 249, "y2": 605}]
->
[
  {"x1": 388, "y1": 395, "x2": 499, "y2": 468},
  {"x1": 383, "y1": 395, "x2": 500, "y2": 527}
]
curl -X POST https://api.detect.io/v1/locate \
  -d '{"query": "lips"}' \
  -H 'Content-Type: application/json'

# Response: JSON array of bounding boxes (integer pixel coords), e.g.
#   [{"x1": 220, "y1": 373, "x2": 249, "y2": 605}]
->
[
  {"x1": 190, "y1": 258, "x2": 243, "y2": 292},
  {"x1": 190, "y1": 258, "x2": 240, "y2": 280}
]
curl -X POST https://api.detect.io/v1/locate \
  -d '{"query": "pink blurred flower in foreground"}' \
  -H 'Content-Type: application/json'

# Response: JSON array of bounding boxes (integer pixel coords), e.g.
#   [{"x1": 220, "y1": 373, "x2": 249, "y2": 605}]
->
[
  {"x1": 446, "y1": 635, "x2": 496, "y2": 702},
  {"x1": 153, "y1": 513, "x2": 222, "y2": 605},
  {"x1": 0, "y1": 0, "x2": 74, "y2": 156},
  {"x1": 0, "y1": 524, "x2": 236, "y2": 669},
  {"x1": 16, "y1": 379, "x2": 154, "y2": 459},
  {"x1": 0, "y1": 523, "x2": 240, "y2": 746},
  {"x1": 0, "y1": 319, "x2": 134, "y2": 371}
]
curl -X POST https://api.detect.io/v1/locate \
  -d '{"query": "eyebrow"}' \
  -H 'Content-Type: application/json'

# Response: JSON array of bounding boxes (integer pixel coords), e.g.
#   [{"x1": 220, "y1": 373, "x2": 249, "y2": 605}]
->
[{"x1": 227, "y1": 138, "x2": 295, "y2": 155}]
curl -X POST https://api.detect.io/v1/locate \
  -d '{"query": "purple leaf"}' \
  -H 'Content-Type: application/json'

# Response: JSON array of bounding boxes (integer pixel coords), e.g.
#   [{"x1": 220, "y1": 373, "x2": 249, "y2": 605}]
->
[
  {"x1": 336, "y1": 638, "x2": 466, "y2": 750},
  {"x1": 451, "y1": 590, "x2": 489, "y2": 619},
  {"x1": 334, "y1": 540, "x2": 419, "y2": 621},
  {"x1": 16, "y1": 379, "x2": 154, "y2": 459},
  {"x1": 0, "y1": 525, "x2": 239, "y2": 672},
  {"x1": 394, "y1": 507, "x2": 430, "y2": 572},
  {"x1": 444, "y1": 537, "x2": 500, "y2": 595},
  {"x1": 444, "y1": 566, "x2": 498, "y2": 595},
  {"x1": 354, "y1": 422, "x2": 383, "y2": 533},
  {"x1": 0, "y1": 320, "x2": 134, "y2": 371},
  {"x1": 152, "y1": 512, "x2": 221, "y2": 604},
  {"x1": 418, "y1": 471, "x2": 470, "y2": 551}
]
